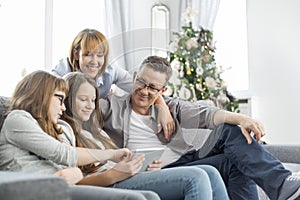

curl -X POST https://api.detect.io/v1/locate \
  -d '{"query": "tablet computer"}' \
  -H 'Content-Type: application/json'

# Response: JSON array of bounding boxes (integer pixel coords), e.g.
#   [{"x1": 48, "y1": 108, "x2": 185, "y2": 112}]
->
[{"x1": 133, "y1": 147, "x2": 165, "y2": 172}]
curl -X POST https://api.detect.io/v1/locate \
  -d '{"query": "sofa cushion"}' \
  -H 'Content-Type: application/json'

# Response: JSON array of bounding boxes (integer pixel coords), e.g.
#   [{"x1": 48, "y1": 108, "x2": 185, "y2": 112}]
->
[
  {"x1": 283, "y1": 163, "x2": 300, "y2": 172},
  {"x1": 264, "y1": 144, "x2": 300, "y2": 164},
  {"x1": 0, "y1": 171, "x2": 70, "y2": 200}
]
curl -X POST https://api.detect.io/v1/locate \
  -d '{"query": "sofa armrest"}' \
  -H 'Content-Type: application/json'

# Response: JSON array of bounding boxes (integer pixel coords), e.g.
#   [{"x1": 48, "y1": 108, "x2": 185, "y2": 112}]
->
[
  {"x1": 263, "y1": 144, "x2": 300, "y2": 164},
  {"x1": 0, "y1": 171, "x2": 70, "y2": 200}
]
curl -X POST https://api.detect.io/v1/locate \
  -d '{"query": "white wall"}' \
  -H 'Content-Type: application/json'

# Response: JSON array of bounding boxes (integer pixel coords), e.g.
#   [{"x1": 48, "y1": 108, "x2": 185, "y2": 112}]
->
[{"x1": 247, "y1": 0, "x2": 300, "y2": 144}]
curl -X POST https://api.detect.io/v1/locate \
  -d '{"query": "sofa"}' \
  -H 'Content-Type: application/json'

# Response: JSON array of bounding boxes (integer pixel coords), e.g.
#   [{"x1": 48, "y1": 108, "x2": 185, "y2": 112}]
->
[
  {"x1": 1, "y1": 96, "x2": 300, "y2": 199},
  {"x1": 0, "y1": 171, "x2": 161, "y2": 200}
]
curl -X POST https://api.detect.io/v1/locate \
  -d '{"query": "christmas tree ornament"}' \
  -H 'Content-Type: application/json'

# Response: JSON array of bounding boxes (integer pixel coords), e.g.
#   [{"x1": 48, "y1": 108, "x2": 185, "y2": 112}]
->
[
  {"x1": 169, "y1": 69, "x2": 181, "y2": 86},
  {"x1": 179, "y1": 70, "x2": 185, "y2": 78},
  {"x1": 190, "y1": 84, "x2": 197, "y2": 102},
  {"x1": 205, "y1": 77, "x2": 217, "y2": 89},
  {"x1": 179, "y1": 85, "x2": 192, "y2": 100},
  {"x1": 196, "y1": 58, "x2": 202, "y2": 68},
  {"x1": 185, "y1": 65, "x2": 191, "y2": 75},
  {"x1": 196, "y1": 67, "x2": 203, "y2": 76},
  {"x1": 196, "y1": 83, "x2": 202, "y2": 91},
  {"x1": 171, "y1": 59, "x2": 181, "y2": 71},
  {"x1": 203, "y1": 55, "x2": 210, "y2": 63}
]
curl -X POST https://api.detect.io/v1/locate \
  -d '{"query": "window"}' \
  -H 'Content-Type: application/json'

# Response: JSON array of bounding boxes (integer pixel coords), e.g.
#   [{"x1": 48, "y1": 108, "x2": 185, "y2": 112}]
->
[
  {"x1": 0, "y1": 0, "x2": 106, "y2": 97},
  {"x1": 51, "y1": 0, "x2": 106, "y2": 68},
  {"x1": 151, "y1": 3, "x2": 170, "y2": 57},
  {"x1": 0, "y1": 0, "x2": 45, "y2": 96},
  {"x1": 213, "y1": 0, "x2": 249, "y2": 94}
]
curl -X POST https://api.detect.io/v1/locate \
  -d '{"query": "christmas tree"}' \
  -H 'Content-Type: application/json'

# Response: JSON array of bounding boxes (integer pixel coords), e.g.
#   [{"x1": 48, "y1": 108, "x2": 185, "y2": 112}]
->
[{"x1": 166, "y1": 21, "x2": 239, "y2": 112}]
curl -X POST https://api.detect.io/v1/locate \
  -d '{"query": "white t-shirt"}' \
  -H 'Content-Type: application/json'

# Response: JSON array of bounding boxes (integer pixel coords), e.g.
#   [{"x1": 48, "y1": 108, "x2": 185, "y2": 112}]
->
[{"x1": 127, "y1": 110, "x2": 181, "y2": 167}]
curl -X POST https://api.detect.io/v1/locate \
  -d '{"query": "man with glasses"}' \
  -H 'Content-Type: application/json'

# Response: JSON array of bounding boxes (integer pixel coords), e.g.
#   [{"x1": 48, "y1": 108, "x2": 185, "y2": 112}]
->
[{"x1": 100, "y1": 55, "x2": 300, "y2": 200}]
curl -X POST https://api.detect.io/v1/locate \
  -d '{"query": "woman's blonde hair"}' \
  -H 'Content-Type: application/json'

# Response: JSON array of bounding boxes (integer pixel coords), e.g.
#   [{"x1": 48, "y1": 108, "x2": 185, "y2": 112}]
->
[
  {"x1": 69, "y1": 29, "x2": 109, "y2": 77},
  {"x1": 63, "y1": 72, "x2": 116, "y2": 173},
  {"x1": 8, "y1": 70, "x2": 68, "y2": 139}
]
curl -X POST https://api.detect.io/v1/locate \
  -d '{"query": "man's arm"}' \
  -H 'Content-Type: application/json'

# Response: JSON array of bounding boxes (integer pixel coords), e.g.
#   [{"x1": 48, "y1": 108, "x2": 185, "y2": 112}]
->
[
  {"x1": 164, "y1": 97, "x2": 219, "y2": 130},
  {"x1": 164, "y1": 96, "x2": 265, "y2": 144},
  {"x1": 214, "y1": 110, "x2": 266, "y2": 144}
]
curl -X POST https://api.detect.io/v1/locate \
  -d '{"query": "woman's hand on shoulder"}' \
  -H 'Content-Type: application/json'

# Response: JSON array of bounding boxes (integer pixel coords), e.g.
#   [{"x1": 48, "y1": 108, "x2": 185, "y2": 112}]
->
[
  {"x1": 154, "y1": 95, "x2": 175, "y2": 141},
  {"x1": 156, "y1": 104, "x2": 175, "y2": 141}
]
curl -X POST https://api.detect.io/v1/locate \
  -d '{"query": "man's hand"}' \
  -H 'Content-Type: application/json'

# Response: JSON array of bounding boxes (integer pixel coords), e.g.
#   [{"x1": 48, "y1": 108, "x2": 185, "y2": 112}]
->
[
  {"x1": 146, "y1": 159, "x2": 162, "y2": 171},
  {"x1": 239, "y1": 115, "x2": 266, "y2": 144},
  {"x1": 214, "y1": 110, "x2": 266, "y2": 144}
]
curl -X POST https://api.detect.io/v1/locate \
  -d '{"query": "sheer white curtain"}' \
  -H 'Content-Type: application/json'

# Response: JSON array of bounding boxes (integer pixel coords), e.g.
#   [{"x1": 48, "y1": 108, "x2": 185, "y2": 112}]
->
[
  {"x1": 104, "y1": 0, "x2": 137, "y2": 72},
  {"x1": 180, "y1": 0, "x2": 220, "y2": 31}
]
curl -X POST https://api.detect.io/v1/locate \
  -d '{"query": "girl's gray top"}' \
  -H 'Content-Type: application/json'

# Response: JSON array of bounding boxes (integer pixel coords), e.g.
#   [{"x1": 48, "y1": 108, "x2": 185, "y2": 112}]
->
[{"x1": 0, "y1": 110, "x2": 77, "y2": 174}]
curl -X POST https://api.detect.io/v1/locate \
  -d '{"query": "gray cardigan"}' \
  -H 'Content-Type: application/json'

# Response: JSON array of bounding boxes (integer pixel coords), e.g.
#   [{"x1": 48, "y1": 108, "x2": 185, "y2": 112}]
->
[
  {"x1": 0, "y1": 110, "x2": 77, "y2": 174},
  {"x1": 100, "y1": 94, "x2": 221, "y2": 162}
]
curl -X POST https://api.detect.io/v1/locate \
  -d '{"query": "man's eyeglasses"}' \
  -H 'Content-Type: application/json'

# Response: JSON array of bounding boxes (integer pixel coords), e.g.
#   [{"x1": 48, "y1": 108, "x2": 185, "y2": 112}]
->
[
  {"x1": 54, "y1": 94, "x2": 65, "y2": 106},
  {"x1": 135, "y1": 77, "x2": 165, "y2": 94}
]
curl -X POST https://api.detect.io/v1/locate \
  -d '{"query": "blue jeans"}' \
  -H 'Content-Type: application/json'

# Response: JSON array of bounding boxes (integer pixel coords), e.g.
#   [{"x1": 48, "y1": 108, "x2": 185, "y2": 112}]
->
[
  {"x1": 164, "y1": 124, "x2": 291, "y2": 200},
  {"x1": 111, "y1": 166, "x2": 229, "y2": 200}
]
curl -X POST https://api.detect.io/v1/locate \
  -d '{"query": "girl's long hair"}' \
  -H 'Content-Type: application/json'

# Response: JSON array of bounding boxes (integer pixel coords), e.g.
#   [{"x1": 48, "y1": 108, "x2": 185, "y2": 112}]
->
[
  {"x1": 63, "y1": 72, "x2": 117, "y2": 173},
  {"x1": 69, "y1": 29, "x2": 109, "y2": 78},
  {"x1": 6, "y1": 70, "x2": 68, "y2": 139}
]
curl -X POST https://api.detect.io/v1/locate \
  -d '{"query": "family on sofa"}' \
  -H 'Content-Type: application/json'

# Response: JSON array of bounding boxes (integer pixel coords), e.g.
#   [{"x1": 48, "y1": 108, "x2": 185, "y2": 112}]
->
[{"x1": 1, "y1": 28, "x2": 300, "y2": 200}]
